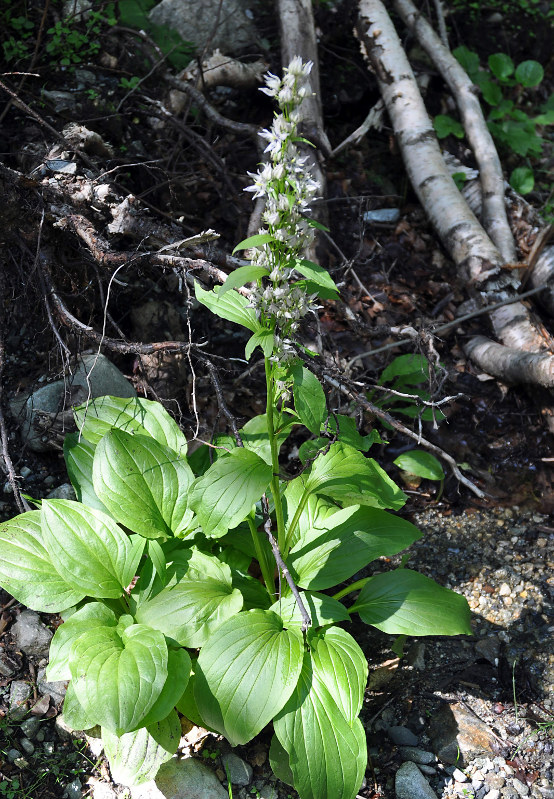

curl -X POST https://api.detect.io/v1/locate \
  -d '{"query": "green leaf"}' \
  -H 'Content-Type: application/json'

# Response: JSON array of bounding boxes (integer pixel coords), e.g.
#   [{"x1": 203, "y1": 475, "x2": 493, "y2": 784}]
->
[
  {"x1": 270, "y1": 592, "x2": 350, "y2": 630},
  {"x1": 515, "y1": 60, "x2": 544, "y2": 87},
  {"x1": 273, "y1": 654, "x2": 367, "y2": 799},
  {"x1": 351, "y1": 569, "x2": 472, "y2": 636},
  {"x1": 240, "y1": 412, "x2": 295, "y2": 465},
  {"x1": 292, "y1": 364, "x2": 327, "y2": 435},
  {"x1": 379, "y1": 354, "x2": 430, "y2": 385},
  {"x1": 324, "y1": 415, "x2": 377, "y2": 452},
  {"x1": 433, "y1": 114, "x2": 465, "y2": 139},
  {"x1": 306, "y1": 442, "x2": 406, "y2": 510},
  {"x1": 309, "y1": 626, "x2": 367, "y2": 724},
  {"x1": 102, "y1": 710, "x2": 181, "y2": 787},
  {"x1": 293, "y1": 259, "x2": 339, "y2": 298},
  {"x1": 510, "y1": 166, "x2": 534, "y2": 195},
  {"x1": 41, "y1": 500, "x2": 133, "y2": 599},
  {"x1": 0, "y1": 511, "x2": 85, "y2": 613},
  {"x1": 148, "y1": 539, "x2": 166, "y2": 581},
  {"x1": 283, "y1": 477, "x2": 339, "y2": 549},
  {"x1": 47, "y1": 602, "x2": 117, "y2": 681},
  {"x1": 70, "y1": 623, "x2": 168, "y2": 734},
  {"x1": 73, "y1": 396, "x2": 187, "y2": 455},
  {"x1": 195, "y1": 282, "x2": 260, "y2": 333},
  {"x1": 289, "y1": 505, "x2": 421, "y2": 590},
  {"x1": 480, "y1": 80, "x2": 503, "y2": 106},
  {"x1": 304, "y1": 217, "x2": 330, "y2": 232},
  {"x1": 245, "y1": 328, "x2": 275, "y2": 360},
  {"x1": 488, "y1": 53, "x2": 514, "y2": 80},
  {"x1": 63, "y1": 434, "x2": 108, "y2": 513},
  {"x1": 393, "y1": 450, "x2": 444, "y2": 481},
  {"x1": 231, "y1": 570, "x2": 272, "y2": 610},
  {"x1": 61, "y1": 682, "x2": 97, "y2": 732},
  {"x1": 232, "y1": 233, "x2": 276, "y2": 253},
  {"x1": 269, "y1": 735, "x2": 294, "y2": 786},
  {"x1": 138, "y1": 648, "x2": 191, "y2": 727},
  {"x1": 220, "y1": 265, "x2": 269, "y2": 295},
  {"x1": 453, "y1": 45, "x2": 480, "y2": 78},
  {"x1": 135, "y1": 576, "x2": 243, "y2": 648},
  {"x1": 194, "y1": 609, "x2": 304, "y2": 746},
  {"x1": 93, "y1": 430, "x2": 194, "y2": 539},
  {"x1": 189, "y1": 448, "x2": 272, "y2": 538}
]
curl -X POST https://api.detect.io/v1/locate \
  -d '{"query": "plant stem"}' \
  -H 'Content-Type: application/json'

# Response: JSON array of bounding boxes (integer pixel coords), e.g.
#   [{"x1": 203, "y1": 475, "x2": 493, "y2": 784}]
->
[
  {"x1": 265, "y1": 357, "x2": 286, "y2": 552},
  {"x1": 332, "y1": 578, "x2": 370, "y2": 602},
  {"x1": 247, "y1": 514, "x2": 276, "y2": 599},
  {"x1": 284, "y1": 485, "x2": 311, "y2": 556}
]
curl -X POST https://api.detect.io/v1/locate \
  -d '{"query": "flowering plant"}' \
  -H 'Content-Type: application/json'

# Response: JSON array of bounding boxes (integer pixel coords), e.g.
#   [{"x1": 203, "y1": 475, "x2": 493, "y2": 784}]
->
[{"x1": 0, "y1": 60, "x2": 471, "y2": 798}]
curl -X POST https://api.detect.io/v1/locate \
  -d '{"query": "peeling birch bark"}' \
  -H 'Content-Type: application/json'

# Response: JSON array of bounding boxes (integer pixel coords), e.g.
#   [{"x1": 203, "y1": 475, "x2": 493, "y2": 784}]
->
[
  {"x1": 355, "y1": 0, "x2": 504, "y2": 283},
  {"x1": 465, "y1": 337, "x2": 554, "y2": 387},
  {"x1": 392, "y1": 0, "x2": 516, "y2": 263}
]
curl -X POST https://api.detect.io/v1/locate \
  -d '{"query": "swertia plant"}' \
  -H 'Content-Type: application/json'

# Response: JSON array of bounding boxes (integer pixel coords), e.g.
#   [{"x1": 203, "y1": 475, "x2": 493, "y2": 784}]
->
[{"x1": 0, "y1": 60, "x2": 471, "y2": 799}]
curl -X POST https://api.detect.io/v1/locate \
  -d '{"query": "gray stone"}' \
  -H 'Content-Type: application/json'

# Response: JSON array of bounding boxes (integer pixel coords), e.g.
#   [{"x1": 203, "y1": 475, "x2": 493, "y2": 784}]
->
[
  {"x1": 486, "y1": 774, "x2": 506, "y2": 790},
  {"x1": 20, "y1": 716, "x2": 41, "y2": 739},
  {"x1": 131, "y1": 757, "x2": 228, "y2": 798},
  {"x1": 512, "y1": 779, "x2": 530, "y2": 797},
  {"x1": 475, "y1": 637, "x2": 501, "y2": 664},
  {"x1": 221, "y1": 753, "x2": 253, "y2": 786},
  {"x1": 20, "y1": 737, "x2": 35, "y2": 754},
  {"x1": 395, "y1": 761, "x2": 439, "y2": 799},
  {"x1": 453, "y1": 767, "x2": 469, "y2": 782},
  {"x1": 9, "y1": 680, "x2": 31, "y2": 720},
  {"x1": 258, "y1": 784, "x2": 278, "y2": 799},
  {"x1": 485, "y1": 790, "x2": 501, "y2": 799},
  {"x1": 388, "y1": 726, "x2": 420, "y2": 746},
  {"x1": 11, "y1": 610, "x2": 52, "y2": 657},
  {"x1": 37, "y1": 667, "x2": 67, "y2": 704},
  {"x1": 149, "y1": 0, "x2": 258, "y2": 55},
  {"x1": 0, "y1": 650, "x2": 18, "y2": 677},
  {"x1": 430, "y1": 702, "x2": 493, "y2": 765},
  {"x1": 64, "y1": 777, "x2": 83, "y2": 799},
  {"x1": 91, "y1": 781, "x2": 119, "y2": 799},
  {"x1": 398, "y1": 747, "x2": 436, "y2": 765},
  {"x1": 46, "y1": 483, "x2": 77, "y2": 500},
  {"x1": 7, "y1": 748, "x2": 21, "y2": 762},
  {"x1": 11, "y1": 353, "x2": 136, "y2": 451}
]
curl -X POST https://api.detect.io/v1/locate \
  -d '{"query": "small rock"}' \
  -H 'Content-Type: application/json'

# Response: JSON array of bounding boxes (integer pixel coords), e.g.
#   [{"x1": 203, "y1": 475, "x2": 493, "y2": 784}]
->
[
  {"x1": 7, "y1": 748, "x2": 21, "y2": 763},
  {"x1": 512, "y1": 779, "x2": 530, "y2": 797},
  {"x1": 30, "y1": 694, "x2": 51, "y2": 716},
  {"x1": 388, "y1": 726, "x2": 420, "y2": 746},
  {"x1": 395, "y1": 760, "x2": 438, "y2": 799},
  {"x1": 485, "y1": 790, "x2": 501, "y2": 799},
  {"x1": 20, "y1": 466, "x2": 32, "y2": 479},
  {"x1": 9, "y1": 680, "x2": 32, "y2": 720},
  {"x1": 258, "y1": 784, "x2": 278, "y2": 799},
  {"x1": 501, "y1": 789, "x2": 518, "y2": 799},
  {"x1": 37, "y1": 667, "x2": 67, "y2": 704},
  {"x1": 90, "y1": 780, "x2": 119, "y2": 799},
  {"x1": 475, "y1": 637, "x2": 500, "y2": 664},
  {"x1": 398, "y1": 747, "x2": 436, "y2": 765},
  {"x1": 430, "y1": 702, "x2": 493, "y2": 765},
  {"x1": 63, "y1": 777, "x2": 83, "y2": 799},
  {"x1": 20, "y1": 716, "x2": 41, "y2": 738},
  {"x1": 407, "y1": 642, "x2": 426, "y2": 670},
  {"x1": 131, "y1": 757, "x2": 228, "y2": 799},
  {"x1": 486, "y1": 774, "x2": 506, "y2": 790},
  {"x1": 46, "y1": 482, "x2": 77, "y2": 500},
  {"x1": 453, "y1": 767, "x2": 469, "y2": 782},
  {"x1": 499, "y1": 583, "x2": 511, "y2": 596},
  {"x1": 0, "y1": 651, "x2": 19, "y2": 677},
  {"x1": 221, "y1": 753, "x2": 253, "y2": 786},
  {"x1": 20, "y1": 737, "x2": 35, "y2": 754},
  {"x1": 11, "y1": 610, "x2": 53, "y2": 658},
  {"x1": 419, "y1": 765, "x2": 437, "y2": 776}
]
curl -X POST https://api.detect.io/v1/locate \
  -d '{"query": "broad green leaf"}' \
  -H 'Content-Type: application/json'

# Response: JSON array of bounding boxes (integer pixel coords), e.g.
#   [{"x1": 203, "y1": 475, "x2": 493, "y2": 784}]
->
[
  {"x1": 274, "y1": 654, "x2": 367, "y2": 799},
  {"x1": 61, "y1": 682, "x2": 97, "y2": 732},
  {"x1": 453, "y1": 45, "x2": 480, "y2": 78},
  {"x1": 63, "y1": 434, "x2": 108, "y2": 513},
  {"x1": 306, "y1": 442, "x2": 406, "y2": 510},
  {"x1": 73, "y1": 396, "x2": 187, "y2": 455},
  {"x1": 47, "y1": 602, "x2": 117, "y2": 681},
  {"x1": 309, "y1": 627, "x2": 367, "y2": 724},
  {"x1": 293, "y1": 259, "x2": 339, "y2": 298},
  {"x1": 240, "y1": 412, "x2": 295, "y2": 465},
  {"x1": 488, "y1": 52, "x2": 514, "y2": 80},
  {"x1": 283, "y1": 477, "x2": 338, "y2": 549},
  {"x1": 232, "y1": 233, "x2": 276, "y2": 253},
  {"x1": 195, "y1": 282, "x2": 260, "y2": 333},
  {"x1": 433, "y1": 114, "x2": 465, "y2": 139},
  {"x1": 481, "y1": 80, "x2": 503, "y2": 106},
  {"x1": 510, "y1": 166, "x2": 534, "y2": 195},
  {"x1": 194, "y1": 609, "x2": 303, "y2": 746},
  {"x1": 148, "y1": 539, "x2": 166, "y2": 581},
  {"x1": 135, "y1": 576, "x2": 243, "y2": 648},
  {"x1": 324, "y1": 415, "x2": 377, "y2": 452},
  {"x1": 138, "y1": 648, "x2": 191, "y2": 727},
  {"x1": 102, "y1": 710, "x2": 181, "y2": 787},
  {"x1": 0, "y1": 511, "x2": 85, "y2": 612},
  {"x1": 176, "y1": 666, "x2": 208, "y2": 729},
  {"x1": 93, "y1": 430, "x2": 194, "y2": 539},
  {"x1": 289, "y1": 505, "x2": 421, "y2": 590},
  {"x1": 232, "y1": 570, "x2": 272, "y2": 610},
  {"x1": 292, "y1": 364, "x2": 327, "y2": 435},
  {"x1": 41, "y1": 500, "x2": 133, "y2": 599},
  {"x1": 298, "y1": 437, "x2": 329, "y2": 463},
  {"x1": 220, "y1": 265, "x2": 269, "y2": 295},
  {"x1": 351, "y1": 569, "x2": 472, "y2": 636},
  {"x1": 189, "y1": 448, "x2": 272, "y2": 538},
  {"x1": 393, "y1": 450, "x2": 444, "y2": 481},
  {"x1": 166, "y1": 546, "x2": 234, "y2": 585},
  {"x1": 245, "y1": 328, "x2": 275, "y2": 360},
  {"x1": 270, "y1": 592, "x2": 349, "y2": 630},
  {"x1": 379, "y1": 354, "x2": 430, "y2": 385},
  {"x1": 269, "y1": 735, "x2": 294, "y2": 786},
  {"x1": 70, "y1": 623, "x2": 168, "y2": 734},
  {"x1": 515, "y1": 60, "x2": 544, "y2": 87}
]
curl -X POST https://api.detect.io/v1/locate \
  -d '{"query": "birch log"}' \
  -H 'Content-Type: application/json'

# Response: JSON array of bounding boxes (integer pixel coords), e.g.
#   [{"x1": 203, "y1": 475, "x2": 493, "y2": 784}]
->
[
  {"x1": 392, "y1": 0, "x2": 516, "y2": 263},
  {"x1": 355, "y1": 0, "x2": 504, "y2": 284}
]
